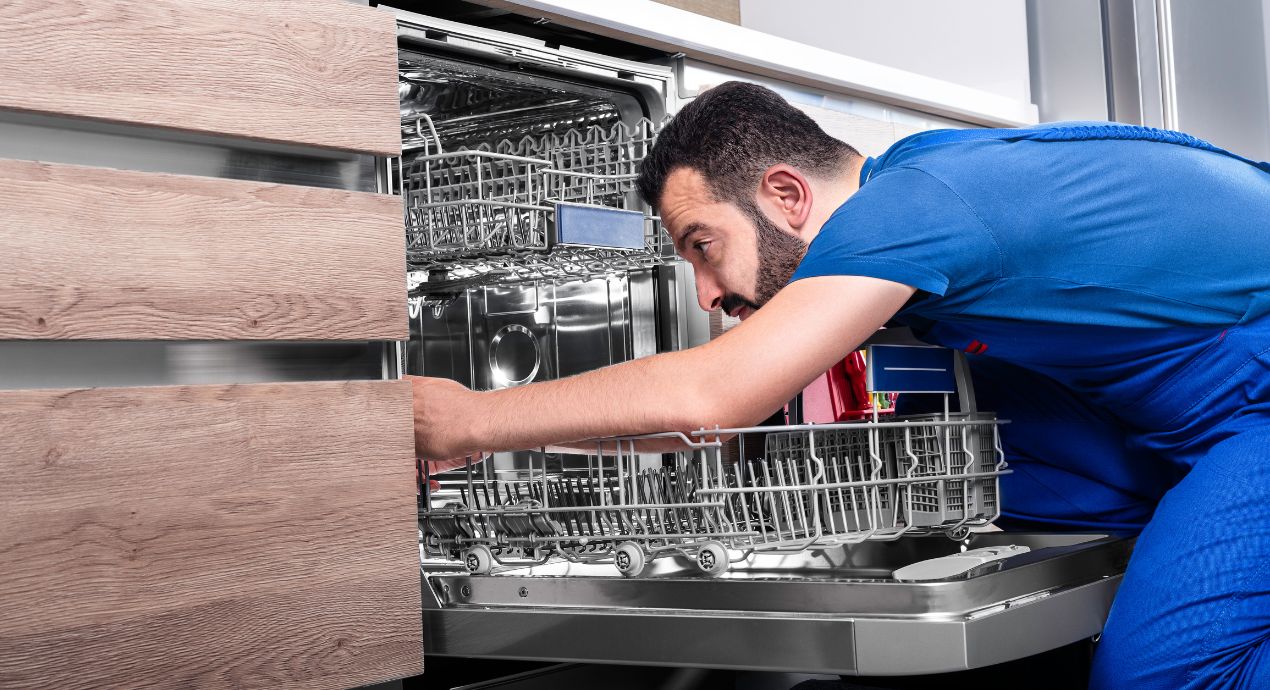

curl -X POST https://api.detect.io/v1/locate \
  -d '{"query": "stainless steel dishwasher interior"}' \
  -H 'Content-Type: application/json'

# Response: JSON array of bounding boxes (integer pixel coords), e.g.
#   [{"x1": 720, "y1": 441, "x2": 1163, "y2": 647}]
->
[
  {"x1": 397, "y1": 43, "x2": 667, "y2": 385},
  {"x1": 398, "y1": 25, "x2": 672, "y2": 494}
]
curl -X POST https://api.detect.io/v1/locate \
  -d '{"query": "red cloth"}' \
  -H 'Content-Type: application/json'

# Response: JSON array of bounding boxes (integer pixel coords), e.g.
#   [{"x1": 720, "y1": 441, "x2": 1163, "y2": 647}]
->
[{"x1": 798, "y1": 351, "x2": 892, "y2": 423}]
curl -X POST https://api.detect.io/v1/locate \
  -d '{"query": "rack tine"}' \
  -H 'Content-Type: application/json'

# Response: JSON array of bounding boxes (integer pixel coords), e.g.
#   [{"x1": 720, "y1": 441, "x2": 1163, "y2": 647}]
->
[{"x1": 577, "y1": 476, "x2": 596, "y2": 536}]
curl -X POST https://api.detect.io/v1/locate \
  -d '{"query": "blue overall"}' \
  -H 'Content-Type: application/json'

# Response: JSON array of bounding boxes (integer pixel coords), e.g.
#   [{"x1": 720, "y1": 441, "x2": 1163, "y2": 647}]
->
[{"x1": 790, "y1": 123, "x2": 1270, "y2": 688}]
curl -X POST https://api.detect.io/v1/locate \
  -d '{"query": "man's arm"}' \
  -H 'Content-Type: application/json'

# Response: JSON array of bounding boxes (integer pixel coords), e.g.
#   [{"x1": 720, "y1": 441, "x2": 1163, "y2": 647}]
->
[{"x1": 411, "y1": 275, "x2": 915, "y2": 458}]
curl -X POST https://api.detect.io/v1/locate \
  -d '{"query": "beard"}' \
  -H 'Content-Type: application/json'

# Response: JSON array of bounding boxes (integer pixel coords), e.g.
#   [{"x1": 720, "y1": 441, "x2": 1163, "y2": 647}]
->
[
  {"x1": 736, "y1": 200, "x2": 808, "y2": 309},
  {"x1": 717, "y1": 201, "x2": 809, "y2": 317}
]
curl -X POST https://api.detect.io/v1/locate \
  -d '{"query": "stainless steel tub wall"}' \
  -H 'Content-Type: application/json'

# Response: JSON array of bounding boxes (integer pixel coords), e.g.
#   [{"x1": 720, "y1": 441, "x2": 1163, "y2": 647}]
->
[{"x1": 408, "y1": 271, "x2": 657, "y2": 387}]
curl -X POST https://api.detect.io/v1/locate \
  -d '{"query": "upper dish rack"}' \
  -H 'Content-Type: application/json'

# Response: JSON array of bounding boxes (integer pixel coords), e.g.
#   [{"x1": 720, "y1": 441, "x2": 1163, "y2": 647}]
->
[{"x1": 402, "y1": 115, "x2": 666, "y2": 293}]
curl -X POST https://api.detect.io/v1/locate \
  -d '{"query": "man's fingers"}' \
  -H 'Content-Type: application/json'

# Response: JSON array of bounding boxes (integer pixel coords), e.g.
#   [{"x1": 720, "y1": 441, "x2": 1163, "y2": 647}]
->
[{"x1": 420, "y1": 454, "x2": 492, "y2": 479}]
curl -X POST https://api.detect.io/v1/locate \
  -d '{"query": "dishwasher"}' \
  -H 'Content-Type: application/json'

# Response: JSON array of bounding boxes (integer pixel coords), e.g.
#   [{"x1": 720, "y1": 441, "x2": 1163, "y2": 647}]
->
[{"x1": 389, "y1": 6, "x2": 1133, "y2": 678}]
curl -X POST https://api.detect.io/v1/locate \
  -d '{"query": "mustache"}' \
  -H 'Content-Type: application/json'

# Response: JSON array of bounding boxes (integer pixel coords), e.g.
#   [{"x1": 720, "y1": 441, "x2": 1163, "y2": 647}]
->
[{"x1": 721, "y1": 293, "x2": 761, "y2": 315}]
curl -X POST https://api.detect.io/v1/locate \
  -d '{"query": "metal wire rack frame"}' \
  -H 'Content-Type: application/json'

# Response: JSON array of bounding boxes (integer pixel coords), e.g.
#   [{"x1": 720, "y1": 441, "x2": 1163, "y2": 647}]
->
[
  {"x1": 420, "y1": 410, "x2": 1009, "y2": 577},
  {"x1": 401, "y1": 115, "x2": 666, "y2": 293}
]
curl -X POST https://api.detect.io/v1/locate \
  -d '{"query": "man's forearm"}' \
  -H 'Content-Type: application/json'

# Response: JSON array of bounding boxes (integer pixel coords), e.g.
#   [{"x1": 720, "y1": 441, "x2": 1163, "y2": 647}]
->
[
  {"x1": 465, "y1": 346, "x2": 722, "y2": 453},
  {"x1": 413, "y1": 276, "x2": 916, "y2": 459}
]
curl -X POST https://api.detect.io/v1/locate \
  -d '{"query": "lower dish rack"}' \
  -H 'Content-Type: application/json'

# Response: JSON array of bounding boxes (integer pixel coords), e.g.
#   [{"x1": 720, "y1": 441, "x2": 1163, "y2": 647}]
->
[
  {"x1": 420, "y1": 345, "x2": 1006, "y2": 577},
  {"x1": 421, "y1": 412, "x2": 1006, "y2": 578}
]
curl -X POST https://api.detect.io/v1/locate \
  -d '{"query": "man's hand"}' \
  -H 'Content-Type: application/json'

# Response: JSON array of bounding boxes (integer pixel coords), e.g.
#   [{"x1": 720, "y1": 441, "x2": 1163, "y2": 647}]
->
[{"x1": 407, "y1": 375, "x2": 481, "y2": 459}]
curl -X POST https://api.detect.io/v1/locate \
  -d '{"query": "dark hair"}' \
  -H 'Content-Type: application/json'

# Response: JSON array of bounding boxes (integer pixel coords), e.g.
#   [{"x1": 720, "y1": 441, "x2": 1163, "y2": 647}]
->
[{"x1": 636, "y1": 81, "x2": 860, "y2": 210}]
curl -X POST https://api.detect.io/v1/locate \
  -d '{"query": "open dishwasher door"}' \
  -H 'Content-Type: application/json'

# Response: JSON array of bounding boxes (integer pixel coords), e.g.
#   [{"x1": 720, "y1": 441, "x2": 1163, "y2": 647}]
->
[{"x1": 421, "y1": 532, "x2": 1131, "y2": 676}]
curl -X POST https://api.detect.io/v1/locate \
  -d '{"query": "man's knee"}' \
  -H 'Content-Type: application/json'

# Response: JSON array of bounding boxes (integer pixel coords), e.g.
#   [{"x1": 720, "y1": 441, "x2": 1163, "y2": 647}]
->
[
  {"x1": 1090, "y1": 429, "x2": 1270, "y2": 690},
  {"x1": 1093, "y1": 623, "x2": 1270, "y2": 689}
]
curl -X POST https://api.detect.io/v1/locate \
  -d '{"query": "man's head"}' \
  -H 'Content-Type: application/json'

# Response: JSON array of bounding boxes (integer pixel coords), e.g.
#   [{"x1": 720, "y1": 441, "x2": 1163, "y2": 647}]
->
[{"x1": 637, "y1": 81, "x2": 861, "y2": 319}]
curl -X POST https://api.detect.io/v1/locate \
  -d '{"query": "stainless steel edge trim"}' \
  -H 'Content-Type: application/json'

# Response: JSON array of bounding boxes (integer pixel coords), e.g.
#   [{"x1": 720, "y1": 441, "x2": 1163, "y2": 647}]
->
[
  {"x1": 961, "y1": 576, "x2": 1120, "y2": 671},
  {"x1": 1153, "y1": 0, "x2": 1179, "y2": 130},
  {"x1": 0, "y1": 110, "x2": 379, "y2": 192},
  {"x1": 0, "y1": 341, "x2": 393, "y2": 390},
  {"x1": 389, "y1": 7, "x2": 674, "y2": 80},
  {"x1": 853, "y1": 576, "x2": 1119, "y2": 675},
  {"x1": 1102, "y1": 0, "x2": 1145, "y2": 124}
]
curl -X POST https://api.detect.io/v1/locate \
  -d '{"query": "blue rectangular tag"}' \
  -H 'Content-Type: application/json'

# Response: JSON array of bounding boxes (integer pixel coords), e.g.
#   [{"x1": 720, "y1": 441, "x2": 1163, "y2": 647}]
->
[
  {"x1": 553, "y1": 203, "x2": 647, "y2": 250},
  {"x1": 866, "y1": 345, "x2": 957, "y2": 393}
]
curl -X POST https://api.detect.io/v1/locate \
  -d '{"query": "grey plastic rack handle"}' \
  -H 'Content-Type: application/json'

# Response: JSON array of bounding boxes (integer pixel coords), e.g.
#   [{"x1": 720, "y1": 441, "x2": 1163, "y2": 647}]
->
[{"x1": 892, "y1": 544, "x2": 1031, "y2": 582}]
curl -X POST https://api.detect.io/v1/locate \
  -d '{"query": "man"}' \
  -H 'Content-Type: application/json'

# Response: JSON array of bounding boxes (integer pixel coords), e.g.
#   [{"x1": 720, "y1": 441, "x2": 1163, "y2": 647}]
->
[{"x1": 411, "y1": 82, "x2": 1270, "y2": 689}]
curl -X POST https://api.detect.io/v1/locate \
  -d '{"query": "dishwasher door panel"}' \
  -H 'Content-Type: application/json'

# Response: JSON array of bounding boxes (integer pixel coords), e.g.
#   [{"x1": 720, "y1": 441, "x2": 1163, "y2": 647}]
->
[{"x1": 422, "y1": 533, "x2": 1131, "y2": 676}]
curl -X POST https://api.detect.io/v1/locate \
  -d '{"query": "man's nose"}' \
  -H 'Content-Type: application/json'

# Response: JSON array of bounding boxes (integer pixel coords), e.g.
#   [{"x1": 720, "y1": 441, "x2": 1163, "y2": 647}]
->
[{"x1": 695, "y1": 272, "x2": 723, "y2": 312}]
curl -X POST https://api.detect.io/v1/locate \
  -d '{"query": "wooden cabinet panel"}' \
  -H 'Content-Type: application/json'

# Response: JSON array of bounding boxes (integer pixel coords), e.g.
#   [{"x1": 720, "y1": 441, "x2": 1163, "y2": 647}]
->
[
  {"x1": 0, "y1": 158, "x2": 407, "y2": 341},
  {"x1": 0, "y1": 0, "x2": 400, "y2": 156},
  {"x1": 0, "y1": 380, "x2": 422, "y2": 689},
  {"x1": 652, "y1": 0, "x2": 740, "y2": 24}
]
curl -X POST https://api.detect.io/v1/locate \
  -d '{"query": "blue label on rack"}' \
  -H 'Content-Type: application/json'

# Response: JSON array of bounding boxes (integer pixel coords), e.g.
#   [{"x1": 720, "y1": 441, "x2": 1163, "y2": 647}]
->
[
  {"x1": 554, "y1": 203, "x2": 646, "y2": 250},
  {"x1": 866, "y1": 345, "x2": 957, "y2": 393}
]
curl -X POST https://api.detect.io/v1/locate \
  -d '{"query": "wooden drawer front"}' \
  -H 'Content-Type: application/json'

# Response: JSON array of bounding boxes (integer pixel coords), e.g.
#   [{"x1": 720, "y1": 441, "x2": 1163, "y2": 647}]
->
[
  {"x1": 0, "y1": 380, "x2": 422, "y2": 689},
  {"x1": 0, "y1": 158, "x2": 407, "y2": 341},
  {"x1": 0, "y1": 0, "x2": 400, "y2": 156}
]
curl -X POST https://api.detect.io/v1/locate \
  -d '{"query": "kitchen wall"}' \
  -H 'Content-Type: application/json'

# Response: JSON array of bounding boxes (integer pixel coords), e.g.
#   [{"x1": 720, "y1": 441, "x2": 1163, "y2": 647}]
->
[
  {"x1": 1170, "y1": 0, "x2": 1270, "y2": 159},
  {"x1": 737, "y1": 0, "x2": 1032, "y2": 103},
  {"x1": 1025, "y1": 0, "x2": 1109, "y2": 122},
  {"x1": 654, "y1": 0, "x2": 1270, "y2": 160}
]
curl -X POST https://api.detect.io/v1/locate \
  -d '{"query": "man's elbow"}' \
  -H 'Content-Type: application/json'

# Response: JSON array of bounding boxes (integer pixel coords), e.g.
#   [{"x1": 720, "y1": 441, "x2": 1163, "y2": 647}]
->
[
  {"x1": 667, "y1": 382, "x2": 775, "y2": 435},
  {"x1": 650, "y1": 344, "x2": 781, "y2": 434}
]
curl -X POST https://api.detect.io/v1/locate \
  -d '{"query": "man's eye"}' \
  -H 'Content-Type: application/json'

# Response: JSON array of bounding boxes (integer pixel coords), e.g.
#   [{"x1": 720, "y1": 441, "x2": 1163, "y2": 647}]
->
[{"x1": 694, "y1": 241, "x2": 711, "y2": 256}]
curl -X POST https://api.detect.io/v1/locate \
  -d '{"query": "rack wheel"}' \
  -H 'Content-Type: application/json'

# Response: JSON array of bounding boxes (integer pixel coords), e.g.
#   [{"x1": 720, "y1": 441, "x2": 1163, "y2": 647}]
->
[
  {"x1": 461, "y1": 545, "x2": 494, "y2": 575},
  {"x1": 695, "y1": 541, "x2": 729, "y2": 577},
  {"x1": 614, "y1": 541, "x2": 646, "y2": 578},
  {"x1": 946, "y1": 525, "x2": 971, "y2": 541}
]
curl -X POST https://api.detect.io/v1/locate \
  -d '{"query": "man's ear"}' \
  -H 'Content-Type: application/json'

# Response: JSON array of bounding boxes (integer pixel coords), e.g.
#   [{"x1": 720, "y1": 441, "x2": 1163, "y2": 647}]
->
[{"x1": 757, "y1": 164, "x2": 814, "y2": 232}]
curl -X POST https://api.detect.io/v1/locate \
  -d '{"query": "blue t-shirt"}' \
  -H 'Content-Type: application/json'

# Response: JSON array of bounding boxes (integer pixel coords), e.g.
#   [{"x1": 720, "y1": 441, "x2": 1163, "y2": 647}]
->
[
  {"x1": 790, "y1": 123, "x2": 1270, "y2": 529},
  {"x1": 790, "y1": 123, "x2": 1270, "y2": 412},
  {"x1": 787, "y1": 122, "x2": 1264, "y2": 528},
  {"x1": 792, "y1": 122, "x2": 1270, "y2": 329}
]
